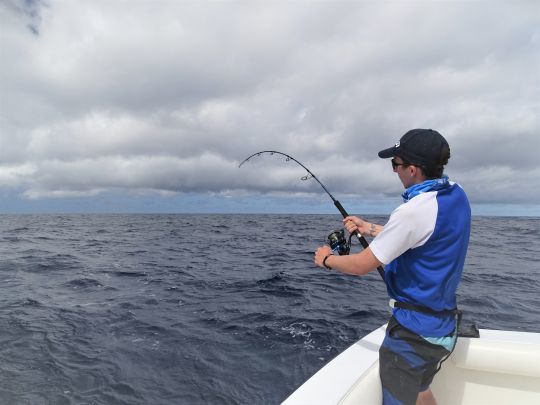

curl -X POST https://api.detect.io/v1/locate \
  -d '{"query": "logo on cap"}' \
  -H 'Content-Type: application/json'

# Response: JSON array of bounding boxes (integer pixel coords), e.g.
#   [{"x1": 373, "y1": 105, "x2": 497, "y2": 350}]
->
[{"x1": 394, "y1": 141, "x2": 400, "y2": 148}]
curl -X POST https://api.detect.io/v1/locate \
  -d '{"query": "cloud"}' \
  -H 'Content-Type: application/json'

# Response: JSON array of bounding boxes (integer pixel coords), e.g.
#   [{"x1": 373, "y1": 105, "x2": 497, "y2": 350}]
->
[{"x1": 0, "y1": 0, "x2": 539, "y2": 208}]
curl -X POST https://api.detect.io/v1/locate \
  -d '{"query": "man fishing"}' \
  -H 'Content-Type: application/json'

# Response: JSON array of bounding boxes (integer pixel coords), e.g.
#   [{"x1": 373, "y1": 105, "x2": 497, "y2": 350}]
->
[{"x1": 314, "y1": 129, "x2": 471, "y2": 405}]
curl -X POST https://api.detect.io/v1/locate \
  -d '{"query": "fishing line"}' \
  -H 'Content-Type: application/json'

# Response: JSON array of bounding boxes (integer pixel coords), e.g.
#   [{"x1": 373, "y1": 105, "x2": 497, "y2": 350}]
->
[{"x1": 239, "y1": 150, "x2": 385, "y2": 280}]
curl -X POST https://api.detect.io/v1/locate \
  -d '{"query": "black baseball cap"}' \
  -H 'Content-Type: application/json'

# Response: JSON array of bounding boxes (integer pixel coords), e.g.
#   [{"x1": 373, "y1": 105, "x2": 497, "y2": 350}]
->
[{"x1": 378, "y1": 129, "x2": 449, "y2": 167}]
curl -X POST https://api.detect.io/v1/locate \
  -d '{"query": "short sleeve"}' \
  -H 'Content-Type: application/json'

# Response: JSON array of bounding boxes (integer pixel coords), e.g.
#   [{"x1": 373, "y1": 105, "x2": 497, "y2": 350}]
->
[{"x1": 369, "y1": 193, "x2": 438, "y2": 265}]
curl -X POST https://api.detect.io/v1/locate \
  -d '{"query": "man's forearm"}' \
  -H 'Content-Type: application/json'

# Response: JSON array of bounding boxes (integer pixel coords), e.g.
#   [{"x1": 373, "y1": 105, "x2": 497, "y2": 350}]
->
[
  {"x1": 366, "y1": 223, "x2": 383, "y2": 238},
  {"x1": 323, "y1": 247, "x2": 383, "y2": 276}
]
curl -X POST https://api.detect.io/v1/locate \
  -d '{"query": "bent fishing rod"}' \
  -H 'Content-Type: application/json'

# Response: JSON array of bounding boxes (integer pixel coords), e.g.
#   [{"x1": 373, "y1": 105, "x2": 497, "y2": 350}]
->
[{"x1": 239, "y1": 150, "x2": 385, "y2": 281}]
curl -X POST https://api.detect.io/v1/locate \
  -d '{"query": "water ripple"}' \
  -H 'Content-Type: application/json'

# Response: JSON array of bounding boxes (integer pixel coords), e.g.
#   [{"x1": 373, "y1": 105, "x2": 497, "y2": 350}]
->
[{"x1": 0, "y1": 214, "x2": 537, "y2": 404}]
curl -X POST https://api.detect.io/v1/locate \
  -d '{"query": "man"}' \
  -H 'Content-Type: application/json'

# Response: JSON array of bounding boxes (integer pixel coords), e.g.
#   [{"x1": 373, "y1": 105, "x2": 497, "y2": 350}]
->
[{"x1": 314, "y1": 129, "x2": 471, "y2": 405}]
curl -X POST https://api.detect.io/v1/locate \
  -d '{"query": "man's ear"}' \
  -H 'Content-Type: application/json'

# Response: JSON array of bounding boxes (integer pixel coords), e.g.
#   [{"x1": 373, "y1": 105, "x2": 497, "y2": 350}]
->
[{"x1": 410, "y1": 165, "x2": 422, "y2": 178}]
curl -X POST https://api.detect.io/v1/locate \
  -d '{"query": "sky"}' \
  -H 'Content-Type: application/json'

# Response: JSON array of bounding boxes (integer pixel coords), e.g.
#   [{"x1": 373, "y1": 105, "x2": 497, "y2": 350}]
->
[{"x1": 1, "y1": 0, "x2": 539, "y2": 216}]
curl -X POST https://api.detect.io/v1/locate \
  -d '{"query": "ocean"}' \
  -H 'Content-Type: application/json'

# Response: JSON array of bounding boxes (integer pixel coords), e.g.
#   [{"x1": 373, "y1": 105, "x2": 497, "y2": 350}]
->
[{"x1": 0, "y1": 214, "x2": 538, "y2": 404}]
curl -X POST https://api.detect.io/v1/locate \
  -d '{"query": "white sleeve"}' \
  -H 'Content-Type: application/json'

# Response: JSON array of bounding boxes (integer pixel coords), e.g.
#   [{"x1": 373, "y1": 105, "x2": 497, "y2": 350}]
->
[{"x1": 369, "y1": 192, "x2": 438, "y2": 265}]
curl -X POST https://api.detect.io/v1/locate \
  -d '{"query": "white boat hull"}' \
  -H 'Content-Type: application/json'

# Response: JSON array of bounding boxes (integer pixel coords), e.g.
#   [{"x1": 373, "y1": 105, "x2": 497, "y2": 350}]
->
[{"x1": 282, "y1": 325, "x2": 540, "y2": 405}]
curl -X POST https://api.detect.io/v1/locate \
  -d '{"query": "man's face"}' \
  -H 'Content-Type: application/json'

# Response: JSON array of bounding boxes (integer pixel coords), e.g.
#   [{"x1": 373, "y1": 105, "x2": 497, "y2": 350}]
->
[{"x1": 392, "y1": 156, "x2": 415, "y2": 188}]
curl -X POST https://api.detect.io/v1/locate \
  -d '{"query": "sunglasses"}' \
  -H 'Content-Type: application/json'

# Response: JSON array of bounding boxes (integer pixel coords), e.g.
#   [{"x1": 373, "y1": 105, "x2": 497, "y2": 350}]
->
[{"x1": 391, "y1": 158, "x2": 410, "y2": 170}]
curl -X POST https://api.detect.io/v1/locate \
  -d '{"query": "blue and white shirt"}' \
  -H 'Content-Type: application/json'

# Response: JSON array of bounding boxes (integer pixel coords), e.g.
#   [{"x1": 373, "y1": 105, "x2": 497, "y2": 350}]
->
[{"x1": 370, "y1": 182, "x2": 471, "y2": 337}]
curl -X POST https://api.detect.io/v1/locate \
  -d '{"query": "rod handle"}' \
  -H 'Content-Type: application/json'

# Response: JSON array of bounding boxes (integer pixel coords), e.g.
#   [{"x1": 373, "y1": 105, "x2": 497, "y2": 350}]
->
[{"x1": 333, "y1": 200, "x2": 385, "y2": 280}]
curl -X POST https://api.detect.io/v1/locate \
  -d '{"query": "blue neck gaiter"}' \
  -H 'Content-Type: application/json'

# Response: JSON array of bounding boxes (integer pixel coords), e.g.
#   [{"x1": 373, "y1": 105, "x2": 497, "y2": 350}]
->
[{"x1": 402, "y1": 176, "x2": 450, "y2": 202}]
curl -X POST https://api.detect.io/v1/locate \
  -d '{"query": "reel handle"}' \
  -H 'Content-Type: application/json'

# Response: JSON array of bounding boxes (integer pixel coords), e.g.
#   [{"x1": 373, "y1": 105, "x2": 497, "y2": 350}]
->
[{"x1": 333, "y1": 200, "x2": 385, "y2": 280}]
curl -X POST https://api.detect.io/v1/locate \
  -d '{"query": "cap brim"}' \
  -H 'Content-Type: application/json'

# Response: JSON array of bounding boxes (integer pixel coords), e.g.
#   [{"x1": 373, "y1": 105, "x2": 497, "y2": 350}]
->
[{"x1": 378, "y1": 146, "x2": 396, "y2": 159}]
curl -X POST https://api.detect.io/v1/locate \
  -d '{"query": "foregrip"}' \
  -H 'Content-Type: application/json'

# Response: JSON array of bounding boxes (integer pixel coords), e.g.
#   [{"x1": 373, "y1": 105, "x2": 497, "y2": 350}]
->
[{"x1": 333, "y1": 200, "x2": 385, "y2": 280}]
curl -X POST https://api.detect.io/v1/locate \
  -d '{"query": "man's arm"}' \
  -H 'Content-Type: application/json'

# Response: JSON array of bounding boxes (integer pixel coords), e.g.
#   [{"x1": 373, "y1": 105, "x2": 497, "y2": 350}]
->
[
  {"x1": 343, "y1": 216, "x2": 383, "y2": 238},
  {"x1": 314, "y1": 245, "x2": 383, "y2": 276}
]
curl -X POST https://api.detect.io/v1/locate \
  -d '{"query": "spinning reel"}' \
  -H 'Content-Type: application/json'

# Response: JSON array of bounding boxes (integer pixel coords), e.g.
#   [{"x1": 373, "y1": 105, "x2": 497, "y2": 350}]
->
[{"x1": 327, "y1": 229, "x2": 353, "y2": 256}]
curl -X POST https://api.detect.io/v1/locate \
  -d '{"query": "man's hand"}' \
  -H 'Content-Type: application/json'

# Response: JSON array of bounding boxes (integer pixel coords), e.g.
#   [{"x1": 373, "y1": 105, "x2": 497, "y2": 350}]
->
[
  {"x1": 344, "y1": 215, "x2": 371, "y2": 236},
  {"x1": 314, "y1": 245, "x2": 333, "y2": 268}
]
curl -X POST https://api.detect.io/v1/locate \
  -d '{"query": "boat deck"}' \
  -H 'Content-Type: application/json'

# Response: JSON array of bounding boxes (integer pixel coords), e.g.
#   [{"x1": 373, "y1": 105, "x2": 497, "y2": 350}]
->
[{"x1": 282, "y1": 325, "x2": 540, "y2": 405}]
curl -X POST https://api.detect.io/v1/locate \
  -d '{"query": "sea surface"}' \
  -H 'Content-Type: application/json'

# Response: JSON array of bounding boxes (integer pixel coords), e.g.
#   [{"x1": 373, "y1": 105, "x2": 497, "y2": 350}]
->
[{"x1": 0, "y1": 214, "x2": 538, "y2": 405}]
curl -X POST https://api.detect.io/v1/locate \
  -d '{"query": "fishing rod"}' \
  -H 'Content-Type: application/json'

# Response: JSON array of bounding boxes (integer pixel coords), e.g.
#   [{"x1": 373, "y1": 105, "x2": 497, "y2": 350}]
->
[{"x1": 239, "y1": 150, "x2": 385, "y2": 281}]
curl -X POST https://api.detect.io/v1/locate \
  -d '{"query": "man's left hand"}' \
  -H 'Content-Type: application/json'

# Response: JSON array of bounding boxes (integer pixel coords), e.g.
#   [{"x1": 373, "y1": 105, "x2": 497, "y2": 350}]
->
[{"x1": 314, "y1": 245, "x2": 333, "y2": 268}]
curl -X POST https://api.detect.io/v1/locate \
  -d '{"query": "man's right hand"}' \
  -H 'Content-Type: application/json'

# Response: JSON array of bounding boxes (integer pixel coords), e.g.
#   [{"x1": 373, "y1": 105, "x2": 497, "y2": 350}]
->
[{"x1": 343, "y1": 216, "x2": 370, "y2": 236}]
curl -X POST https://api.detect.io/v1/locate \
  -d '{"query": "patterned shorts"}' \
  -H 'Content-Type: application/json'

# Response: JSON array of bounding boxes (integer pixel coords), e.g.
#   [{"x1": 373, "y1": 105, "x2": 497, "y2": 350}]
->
[{"x1": 379, "y1": 316, "x2": 452, "y2": 405}]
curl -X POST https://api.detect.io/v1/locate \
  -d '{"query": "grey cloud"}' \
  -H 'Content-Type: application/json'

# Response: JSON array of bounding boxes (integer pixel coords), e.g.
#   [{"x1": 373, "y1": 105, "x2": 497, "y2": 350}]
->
[
  {"x1": 1, "y1": 0, "x2": 47, "y2": 35},
  {"x1": 1, "y1": 1, "x2": 539, "y2": 206}
]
